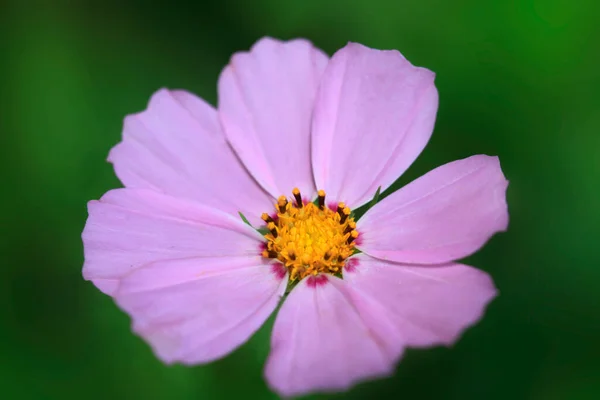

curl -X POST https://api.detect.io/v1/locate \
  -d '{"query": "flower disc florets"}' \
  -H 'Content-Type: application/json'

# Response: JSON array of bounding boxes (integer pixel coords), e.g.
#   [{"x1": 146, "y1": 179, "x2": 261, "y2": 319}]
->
[{"x1": 262, "y1": 188, "x2": 358, "y2": 281}]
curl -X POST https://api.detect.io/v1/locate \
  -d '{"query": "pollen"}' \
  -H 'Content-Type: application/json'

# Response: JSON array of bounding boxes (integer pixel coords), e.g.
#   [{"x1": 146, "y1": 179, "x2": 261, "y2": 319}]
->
[{"x1": 261, "y1": 188, "x2": 358, "y2": 281}]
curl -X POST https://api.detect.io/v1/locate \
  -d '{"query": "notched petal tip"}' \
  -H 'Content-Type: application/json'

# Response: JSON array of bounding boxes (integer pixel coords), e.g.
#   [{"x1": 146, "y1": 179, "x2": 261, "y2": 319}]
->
[
  {"x1": 107, "y1": 87, "x2": 175, "y2": 163},
  {"x1": 254, "y1": 36, "x2": 321, "y2": 49},
  {"x1": 248, "y1": 36, "x2": 284, "y2": 52},
  {"x1": 228, "y1": 37, "x2": 323, "y2": 67},
  {"x1": 481, "y1": 154, "x2": 510, "y2": 232}
]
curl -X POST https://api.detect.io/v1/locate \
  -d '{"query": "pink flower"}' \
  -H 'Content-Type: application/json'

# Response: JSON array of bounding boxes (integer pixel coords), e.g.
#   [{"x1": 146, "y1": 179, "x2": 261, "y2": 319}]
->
[{"x1": 82, "y1": 38, "x2": 508, "y2": 397}]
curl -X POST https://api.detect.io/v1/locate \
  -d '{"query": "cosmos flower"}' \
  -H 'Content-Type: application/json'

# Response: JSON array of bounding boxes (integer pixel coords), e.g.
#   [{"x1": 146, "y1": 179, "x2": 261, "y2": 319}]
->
[{"x1": 82, "y1": 38, "x2": 509, "y2": 397}]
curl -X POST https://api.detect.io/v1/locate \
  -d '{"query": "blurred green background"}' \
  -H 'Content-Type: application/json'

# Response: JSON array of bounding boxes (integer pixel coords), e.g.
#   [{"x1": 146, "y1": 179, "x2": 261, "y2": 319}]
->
[{"x1": 1, "y1": 0, "x2": 599, "y2": 399}]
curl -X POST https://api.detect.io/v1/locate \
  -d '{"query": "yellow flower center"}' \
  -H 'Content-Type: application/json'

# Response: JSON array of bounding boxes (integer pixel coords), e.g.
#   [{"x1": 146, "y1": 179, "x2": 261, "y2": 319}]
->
[{"x1": 261, "y1": 188, "x2": 358, "y2": 281}]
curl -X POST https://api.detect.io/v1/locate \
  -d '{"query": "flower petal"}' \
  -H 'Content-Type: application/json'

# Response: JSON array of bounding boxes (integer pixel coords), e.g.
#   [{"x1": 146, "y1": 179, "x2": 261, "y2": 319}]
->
[
  {"x1": 218, "y1": 37, "x2": 329, "y2": 198},
  {"x1": 264, "y1": 275, "x2": 395, "y2": 397},
  {"x1": 82, "y1": 188, "x2": 264, "y2": 295},
  {"x1": 343, "y1": 255, "x2": 498, "y2": 348},
  {"x1": 108, "y1": 88, "x2": 272, "y2": 226},
  {"x1": 358, "y1": 155, "x2": 509, "y2": 264},
  {"x1": 116, "y1": 257, "x2": 287, "y2": 365},
  {"x1": 311, "y1": 42, "x2": 438, "y2": 208}
]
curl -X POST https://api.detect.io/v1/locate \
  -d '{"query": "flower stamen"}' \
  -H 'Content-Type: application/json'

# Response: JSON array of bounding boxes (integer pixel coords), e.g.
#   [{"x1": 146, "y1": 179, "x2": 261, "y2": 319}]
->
[
  {"x1": 267, "y1": 222, "x2": 278, "y2": 238},
  {"x1": 317, "y1": 189, "x2": 326, "y2": 210},
  {"x1": 261, "y1": 188, "x2": 358, "y2": 281},
  {"x1": 261, "y1": 213, "x2": 274, "y2": 224},
  {"x1": 277, "y1": 196, "x2": 288, "y2": 213},
  {"x1": 292, "y1": 187, "x2": 303, "y2": 208}
]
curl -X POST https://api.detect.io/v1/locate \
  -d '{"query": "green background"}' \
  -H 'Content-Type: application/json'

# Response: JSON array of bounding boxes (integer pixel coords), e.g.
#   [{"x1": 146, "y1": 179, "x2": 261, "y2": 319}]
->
[{"x1": 2, "y1": 0, "x2": 599, "y2": 399}]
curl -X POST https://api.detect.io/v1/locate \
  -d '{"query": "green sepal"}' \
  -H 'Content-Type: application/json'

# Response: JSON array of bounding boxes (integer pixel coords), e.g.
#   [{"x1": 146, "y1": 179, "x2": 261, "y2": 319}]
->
[
  {"x1": 284, "y1": 278, "x2": 300, "y2": 295},
  {"x1": 367, "y1": 186, "x2": 382, "y2": 211},
  {"x1": 239, "y1": 211, "x2": 269, "y2": 236},
  {"x1": 238, "y1": 211, "x2": 252, "y2": 226}
]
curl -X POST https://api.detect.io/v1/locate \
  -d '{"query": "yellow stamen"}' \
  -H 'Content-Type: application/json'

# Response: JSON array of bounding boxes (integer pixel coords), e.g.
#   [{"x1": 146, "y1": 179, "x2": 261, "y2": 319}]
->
[
  {"x1": 292, "y1": 187, "x2": 303, "y2": 208},
  {"x1": 261, "y1": 189, "x2": 358, "y2": 281},
  {"x1": 261, "y1": 212, "x2": 273, "y2": 223},
  {"x1": 317, "y1": 190, "x2": 326, "y2": 210}
]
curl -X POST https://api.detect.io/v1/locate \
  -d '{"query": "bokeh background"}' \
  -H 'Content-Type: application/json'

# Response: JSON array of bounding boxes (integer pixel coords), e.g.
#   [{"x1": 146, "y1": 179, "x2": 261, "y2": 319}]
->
[{"x1": 2, "y1": 0, "x2": 599, "y2": 399}]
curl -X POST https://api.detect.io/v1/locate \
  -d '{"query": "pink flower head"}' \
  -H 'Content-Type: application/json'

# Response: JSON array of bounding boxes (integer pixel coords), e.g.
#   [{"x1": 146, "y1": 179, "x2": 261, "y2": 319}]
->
[{"x1": 82, "y1": 38, "x2": 509, "y2": 397}]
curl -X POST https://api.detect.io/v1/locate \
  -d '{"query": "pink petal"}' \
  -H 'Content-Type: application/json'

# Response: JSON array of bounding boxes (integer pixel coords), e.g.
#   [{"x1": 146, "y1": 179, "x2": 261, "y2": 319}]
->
[
  {"x1": 217, "y1": 37, "x2": 329, "y2": 198},
  {"x1": 264, "y1": 275, "x2": 395, "y2": 397},
  {"x1": 311, "y1": 42, "x2": 438, "y2": 208},
  {"x1": 82, "y1": 188, "x2": 264, "y2": 295},
  {"x1": 116, "y1": 257, "x2": 287, "y2": 365},
  {"x1": 358, "y1": 155, "x2": 509, "y2": 264},
  {"x1": 108, "y1": 88, "x2": 272, "y2": 226},
  {"x1": 343, "y1": 254, "x2": 498, "y2": 348}
]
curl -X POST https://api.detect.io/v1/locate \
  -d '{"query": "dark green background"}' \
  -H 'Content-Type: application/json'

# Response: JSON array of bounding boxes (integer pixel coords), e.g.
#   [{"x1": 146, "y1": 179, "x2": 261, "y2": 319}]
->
[{"x1": 2, "y1": 0, "x2": 599, "y2": 399}]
